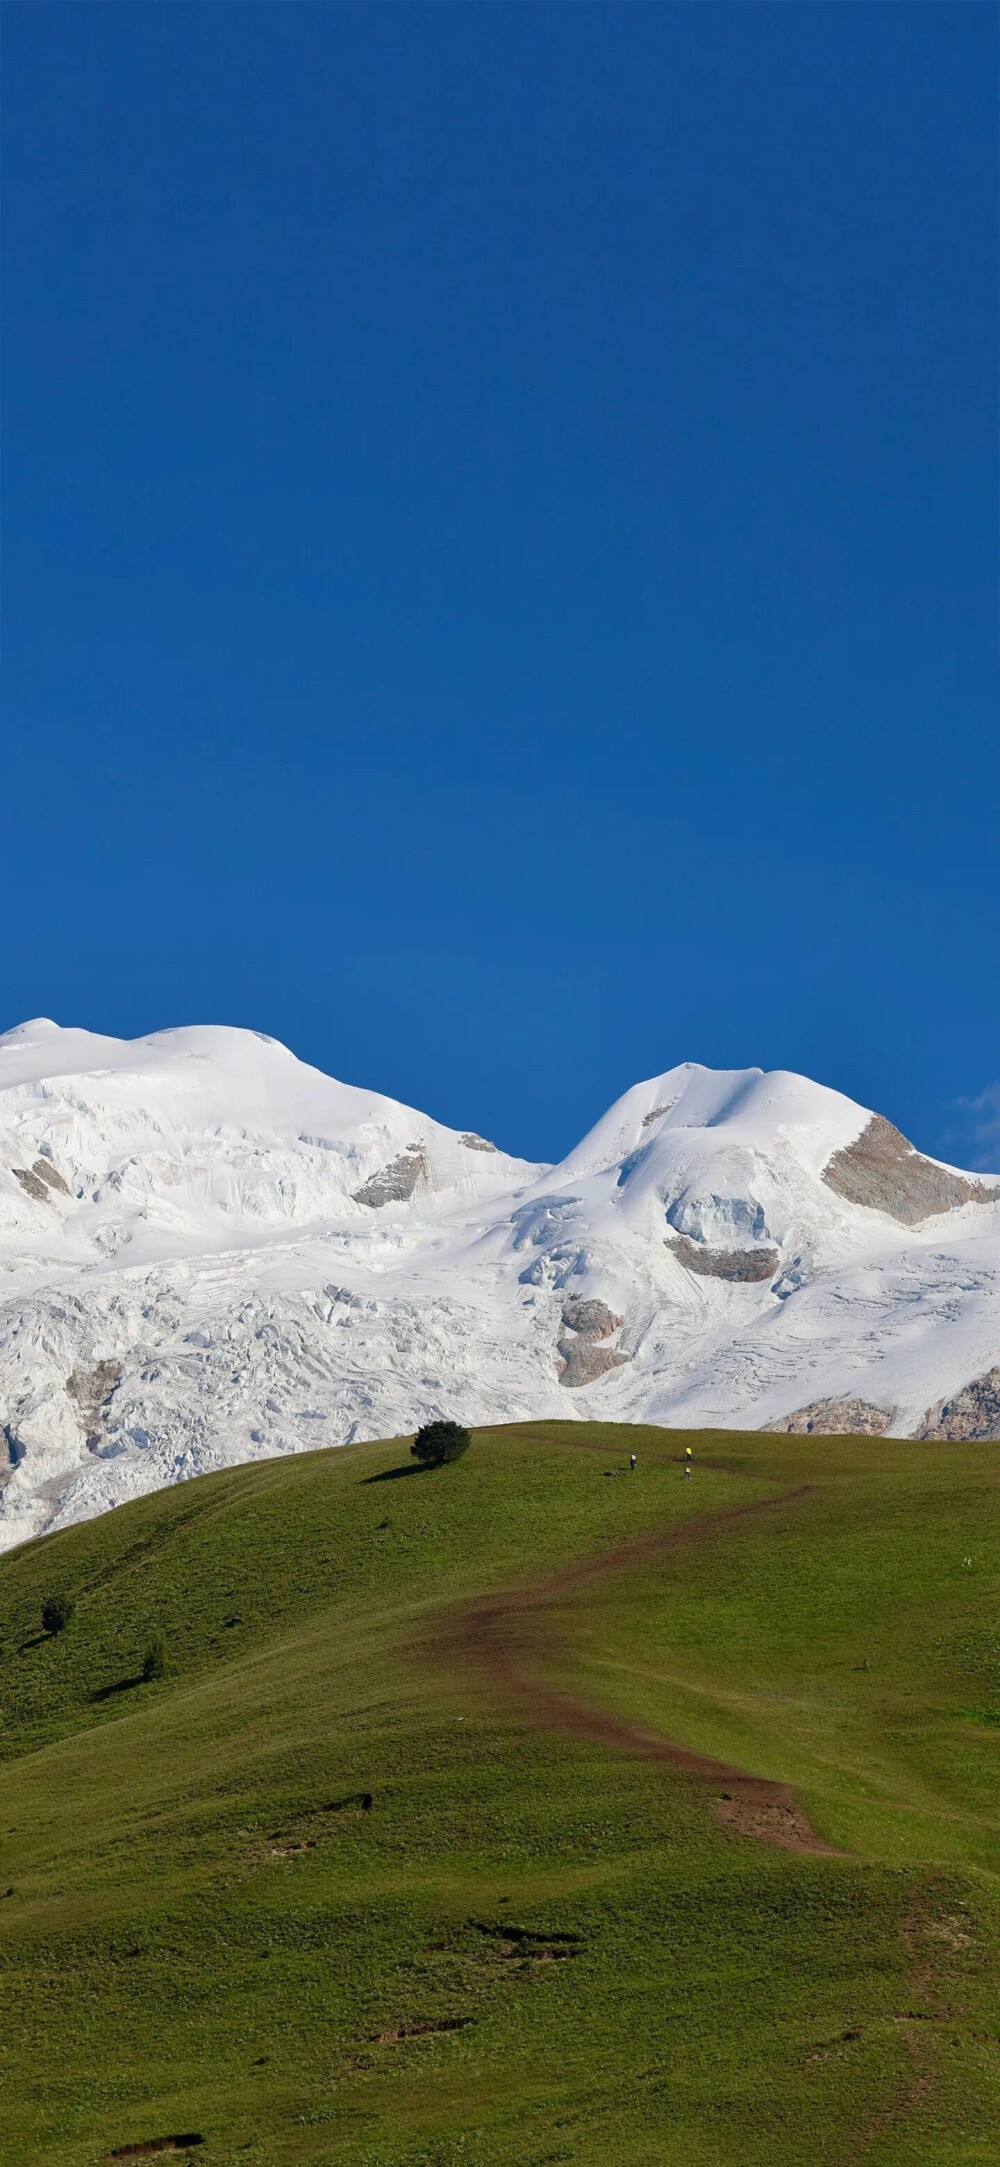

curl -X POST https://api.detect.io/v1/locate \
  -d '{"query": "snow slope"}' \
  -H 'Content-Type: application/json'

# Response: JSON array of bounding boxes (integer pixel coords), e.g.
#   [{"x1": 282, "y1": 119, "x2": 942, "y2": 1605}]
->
[{"x1": 0, "y1": 1020, "x2": 997, "y2": 1547}]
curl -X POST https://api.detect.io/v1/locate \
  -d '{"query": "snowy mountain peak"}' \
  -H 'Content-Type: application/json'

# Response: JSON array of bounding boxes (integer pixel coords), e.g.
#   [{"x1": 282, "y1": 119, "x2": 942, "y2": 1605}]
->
[
  {"x1": 556, "y1": 1061, "x2": 870, "y2": 1180},
  {"x1": 0, "y1": 1022, "x2": 996, "y2": 1550}
]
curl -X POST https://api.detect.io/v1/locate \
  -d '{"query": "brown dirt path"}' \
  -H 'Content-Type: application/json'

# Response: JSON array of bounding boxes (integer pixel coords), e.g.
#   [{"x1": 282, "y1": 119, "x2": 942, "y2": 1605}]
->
[{"x1": 437, "y1": 1484, "x2": 838, "y2": 1855}]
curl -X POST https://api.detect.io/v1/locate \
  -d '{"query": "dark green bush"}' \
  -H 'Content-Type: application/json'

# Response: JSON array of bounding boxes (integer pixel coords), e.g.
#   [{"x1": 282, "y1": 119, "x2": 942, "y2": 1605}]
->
[
  {"x1": 42, "y1": 1594, "x2": 75, "y2": 1636},
  {"x1": 410, "y1": 1420, "x2": 472, "y2": 1468},
  {"x1": 142, "y1": 1633, "x2": 168, "y2": 1682}
]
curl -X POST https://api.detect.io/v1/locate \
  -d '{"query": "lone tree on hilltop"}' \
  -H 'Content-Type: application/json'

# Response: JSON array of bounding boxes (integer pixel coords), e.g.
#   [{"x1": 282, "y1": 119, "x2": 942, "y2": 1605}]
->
[
  {"x1": 411, "y1": 1420, "x2": 472, "y2": 1468},
  {"x1": 42, "y1": 1593, "x2": 75, "y2": 1636}
]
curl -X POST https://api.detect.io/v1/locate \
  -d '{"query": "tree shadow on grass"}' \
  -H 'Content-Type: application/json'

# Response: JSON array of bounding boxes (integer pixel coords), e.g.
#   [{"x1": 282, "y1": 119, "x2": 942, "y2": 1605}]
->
[
  {"x1": 91, "y1": 1674, "x2": 144, "y2": 1703},
  {"x1": 361, "y1": 1463, "x2": 426, "y2": 1485}
]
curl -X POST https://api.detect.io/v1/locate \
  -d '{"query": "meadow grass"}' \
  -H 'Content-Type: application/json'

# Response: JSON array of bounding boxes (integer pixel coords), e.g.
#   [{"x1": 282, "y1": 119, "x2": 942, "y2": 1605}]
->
[{"x1": 0, "y1": 1421, "x2": 997, "y2": 2164}]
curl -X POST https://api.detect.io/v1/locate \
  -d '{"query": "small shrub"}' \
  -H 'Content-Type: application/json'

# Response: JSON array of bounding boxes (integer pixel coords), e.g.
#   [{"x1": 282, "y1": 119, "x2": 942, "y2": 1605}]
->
[
  {"x1": 410, "y1": 1420, "x2": 472, "y2": 1468},
  {"x1": 142, "y1": 1632, "x2": 168, "y2": 1682},
  {"x1": 42, "y1": 1594, "x2": 74, "y2": 1636}
]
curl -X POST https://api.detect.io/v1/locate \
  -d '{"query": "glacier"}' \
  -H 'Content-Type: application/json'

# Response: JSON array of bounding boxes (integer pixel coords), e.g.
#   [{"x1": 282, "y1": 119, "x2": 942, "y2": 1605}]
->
[{"x1": 0, "y1": 1017, "x2": 997, "y2": 1548}]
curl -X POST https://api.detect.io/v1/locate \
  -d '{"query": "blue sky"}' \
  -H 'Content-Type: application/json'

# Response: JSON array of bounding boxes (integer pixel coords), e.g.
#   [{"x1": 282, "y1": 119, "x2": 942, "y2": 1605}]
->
[{"x1": 5, "y1": 3, "x2": 997, "y2": 1165}]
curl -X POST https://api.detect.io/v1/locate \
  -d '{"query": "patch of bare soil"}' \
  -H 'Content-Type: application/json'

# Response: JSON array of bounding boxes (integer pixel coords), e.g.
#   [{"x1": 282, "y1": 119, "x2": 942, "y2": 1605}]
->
[
  {"x1": 437, "y1": 1487, "x2": 836, "y2": 1855},
  {"x1": 666, "y1": 1236, "x2": 779, "y2": 1283},
  {"x1": 822, "y1": 1114, "x2": 992, "y2": 1225},
  {"x1": 916, "y1": 1365, "x2": 1000, "y2": 1442},
  {"x1": 764, "y1": 1398, "x2": 892, "y2": 1437}
]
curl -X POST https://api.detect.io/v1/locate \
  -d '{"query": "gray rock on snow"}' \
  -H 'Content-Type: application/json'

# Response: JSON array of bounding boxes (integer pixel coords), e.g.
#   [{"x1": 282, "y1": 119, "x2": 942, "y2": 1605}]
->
[
  {"x1": 822, "y1": 1115, "x2": 992, "y2": 1226},
  {"x1": 915, "y1": 1366, "x2": 1000, "y2": 1442}
]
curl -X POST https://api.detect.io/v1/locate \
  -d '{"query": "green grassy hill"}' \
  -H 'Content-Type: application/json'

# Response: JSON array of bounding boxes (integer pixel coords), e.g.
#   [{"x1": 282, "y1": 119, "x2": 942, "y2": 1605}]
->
[{"x1": 0, "y1": 1422, "x2": 997, "y2": 2165}]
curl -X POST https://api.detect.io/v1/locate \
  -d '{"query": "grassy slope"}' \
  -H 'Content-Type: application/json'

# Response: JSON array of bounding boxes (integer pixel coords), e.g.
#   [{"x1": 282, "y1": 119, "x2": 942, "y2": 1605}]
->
[{"x1": 0, "y1": 1421, "x2": 997, "y2": 2166}]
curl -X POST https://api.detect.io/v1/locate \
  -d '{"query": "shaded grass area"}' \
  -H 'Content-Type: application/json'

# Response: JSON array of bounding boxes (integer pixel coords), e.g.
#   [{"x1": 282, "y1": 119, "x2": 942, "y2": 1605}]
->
[{"x1": 0, "y1": 1421, "x2": 997, "y2": 2164}]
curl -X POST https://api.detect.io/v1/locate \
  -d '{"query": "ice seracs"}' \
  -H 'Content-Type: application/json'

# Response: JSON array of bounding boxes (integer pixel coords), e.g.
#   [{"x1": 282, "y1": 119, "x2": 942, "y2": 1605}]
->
[{"x1": 0, "y1": 1024, "x2": 997, "y2": 1549}]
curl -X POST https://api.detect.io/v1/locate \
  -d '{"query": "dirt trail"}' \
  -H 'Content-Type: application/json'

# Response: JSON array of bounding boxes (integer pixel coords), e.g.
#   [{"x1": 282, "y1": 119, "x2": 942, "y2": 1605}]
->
[{"x1": 439, "y1": 1484, "x2": 837, "y2": 1855}]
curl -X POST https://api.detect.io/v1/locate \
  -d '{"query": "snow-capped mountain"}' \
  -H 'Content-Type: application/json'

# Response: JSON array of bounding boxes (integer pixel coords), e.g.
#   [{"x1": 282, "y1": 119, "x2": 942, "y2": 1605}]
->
[{"x1": 0, "y1": 1018, "x2": 997, "y2": 1548}]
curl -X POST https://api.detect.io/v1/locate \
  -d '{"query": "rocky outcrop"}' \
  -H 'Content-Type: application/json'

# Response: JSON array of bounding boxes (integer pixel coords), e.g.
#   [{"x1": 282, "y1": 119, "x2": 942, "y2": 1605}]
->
[
  {"x1": 915, "y1": 1367, "x2": 1000, "y2": 1442},
  {"x1": 460, "y1": 1133, "x2": 497, "y2": 1153},
  {"x1": 67, "y1": 1360, "x2": 123, "y2": 1448},
  {"x1": 32, "y1": 1156, "x2": 71, "y2": 1195},
  {"x1": 764, "y1": 1397, "x2": 892, "y2": 1436},
  {"x1": 352, "y1": 1151, "x2": 425, "y2": 1208},
  {"x1": 12, "y1": 1166, "x2": 52, "y2": 1205},
  {"x1": 666, "y1": 1236, "x2": 779, "y2": 1284},
  {"x1": 560, "y1": 1298, "x2": 622, "y2": 1339},
  {"x1": 822, "y1": 1116, "x2": 992, "y2": 1226},
  {"x1": 557, "y1": 1297, "x2": 630, "y2": 1388}
]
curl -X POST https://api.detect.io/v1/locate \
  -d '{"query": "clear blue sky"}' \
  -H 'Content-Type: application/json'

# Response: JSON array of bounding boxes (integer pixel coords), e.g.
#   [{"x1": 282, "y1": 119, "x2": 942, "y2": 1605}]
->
[{"x1": 5, "y1": 3, "x2": 997, "y2": 1165}]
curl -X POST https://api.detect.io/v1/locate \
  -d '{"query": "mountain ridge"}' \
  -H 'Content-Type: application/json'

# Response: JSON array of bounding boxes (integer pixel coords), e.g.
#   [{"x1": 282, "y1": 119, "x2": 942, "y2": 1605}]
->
[{"x1": 0, "y1": 1020, "x2": 997, "y2": 1548}]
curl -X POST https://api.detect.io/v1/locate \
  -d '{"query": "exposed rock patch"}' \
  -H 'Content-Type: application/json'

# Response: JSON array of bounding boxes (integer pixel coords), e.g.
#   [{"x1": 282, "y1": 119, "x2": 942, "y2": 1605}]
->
[
  {"x1": 32, "y1": 1156, "x2": 71, "y2": 1195},
  {"x1": 12, "y1": 1166, "x2": 52, "y2": 1205},
  {"x1": 67, "y1": 1360, "x2": 123, "y2": 1445},
  {"x1": 352, "y1": 1151, "x2": 425, "y2": 1208},
  {"x1": 915, "y1": 1366, "x2": 1000, "y2": 1442},
  {"x1": 557, "y1": 1297, "x2": 630, "y2": 1388},
  {"x1": 822, "y1": 1115, "x2": 993, "y2": 1225},
  {"x1": 460, "y1": 1132, "x2": 497, "y2": 1153},
  {"x1": 561, "y1": 1298, "x2": 622, "y2": 1339},
  {"x1": 558, "y1": 1343, "x2": 629, "y2": 1386},
  {"x1": 666, "y1": 1236, "x2": 778, "y2": 1284},
  {"x1": 764, "y1": 1397, "x2": 892, "y2": 1436}
]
